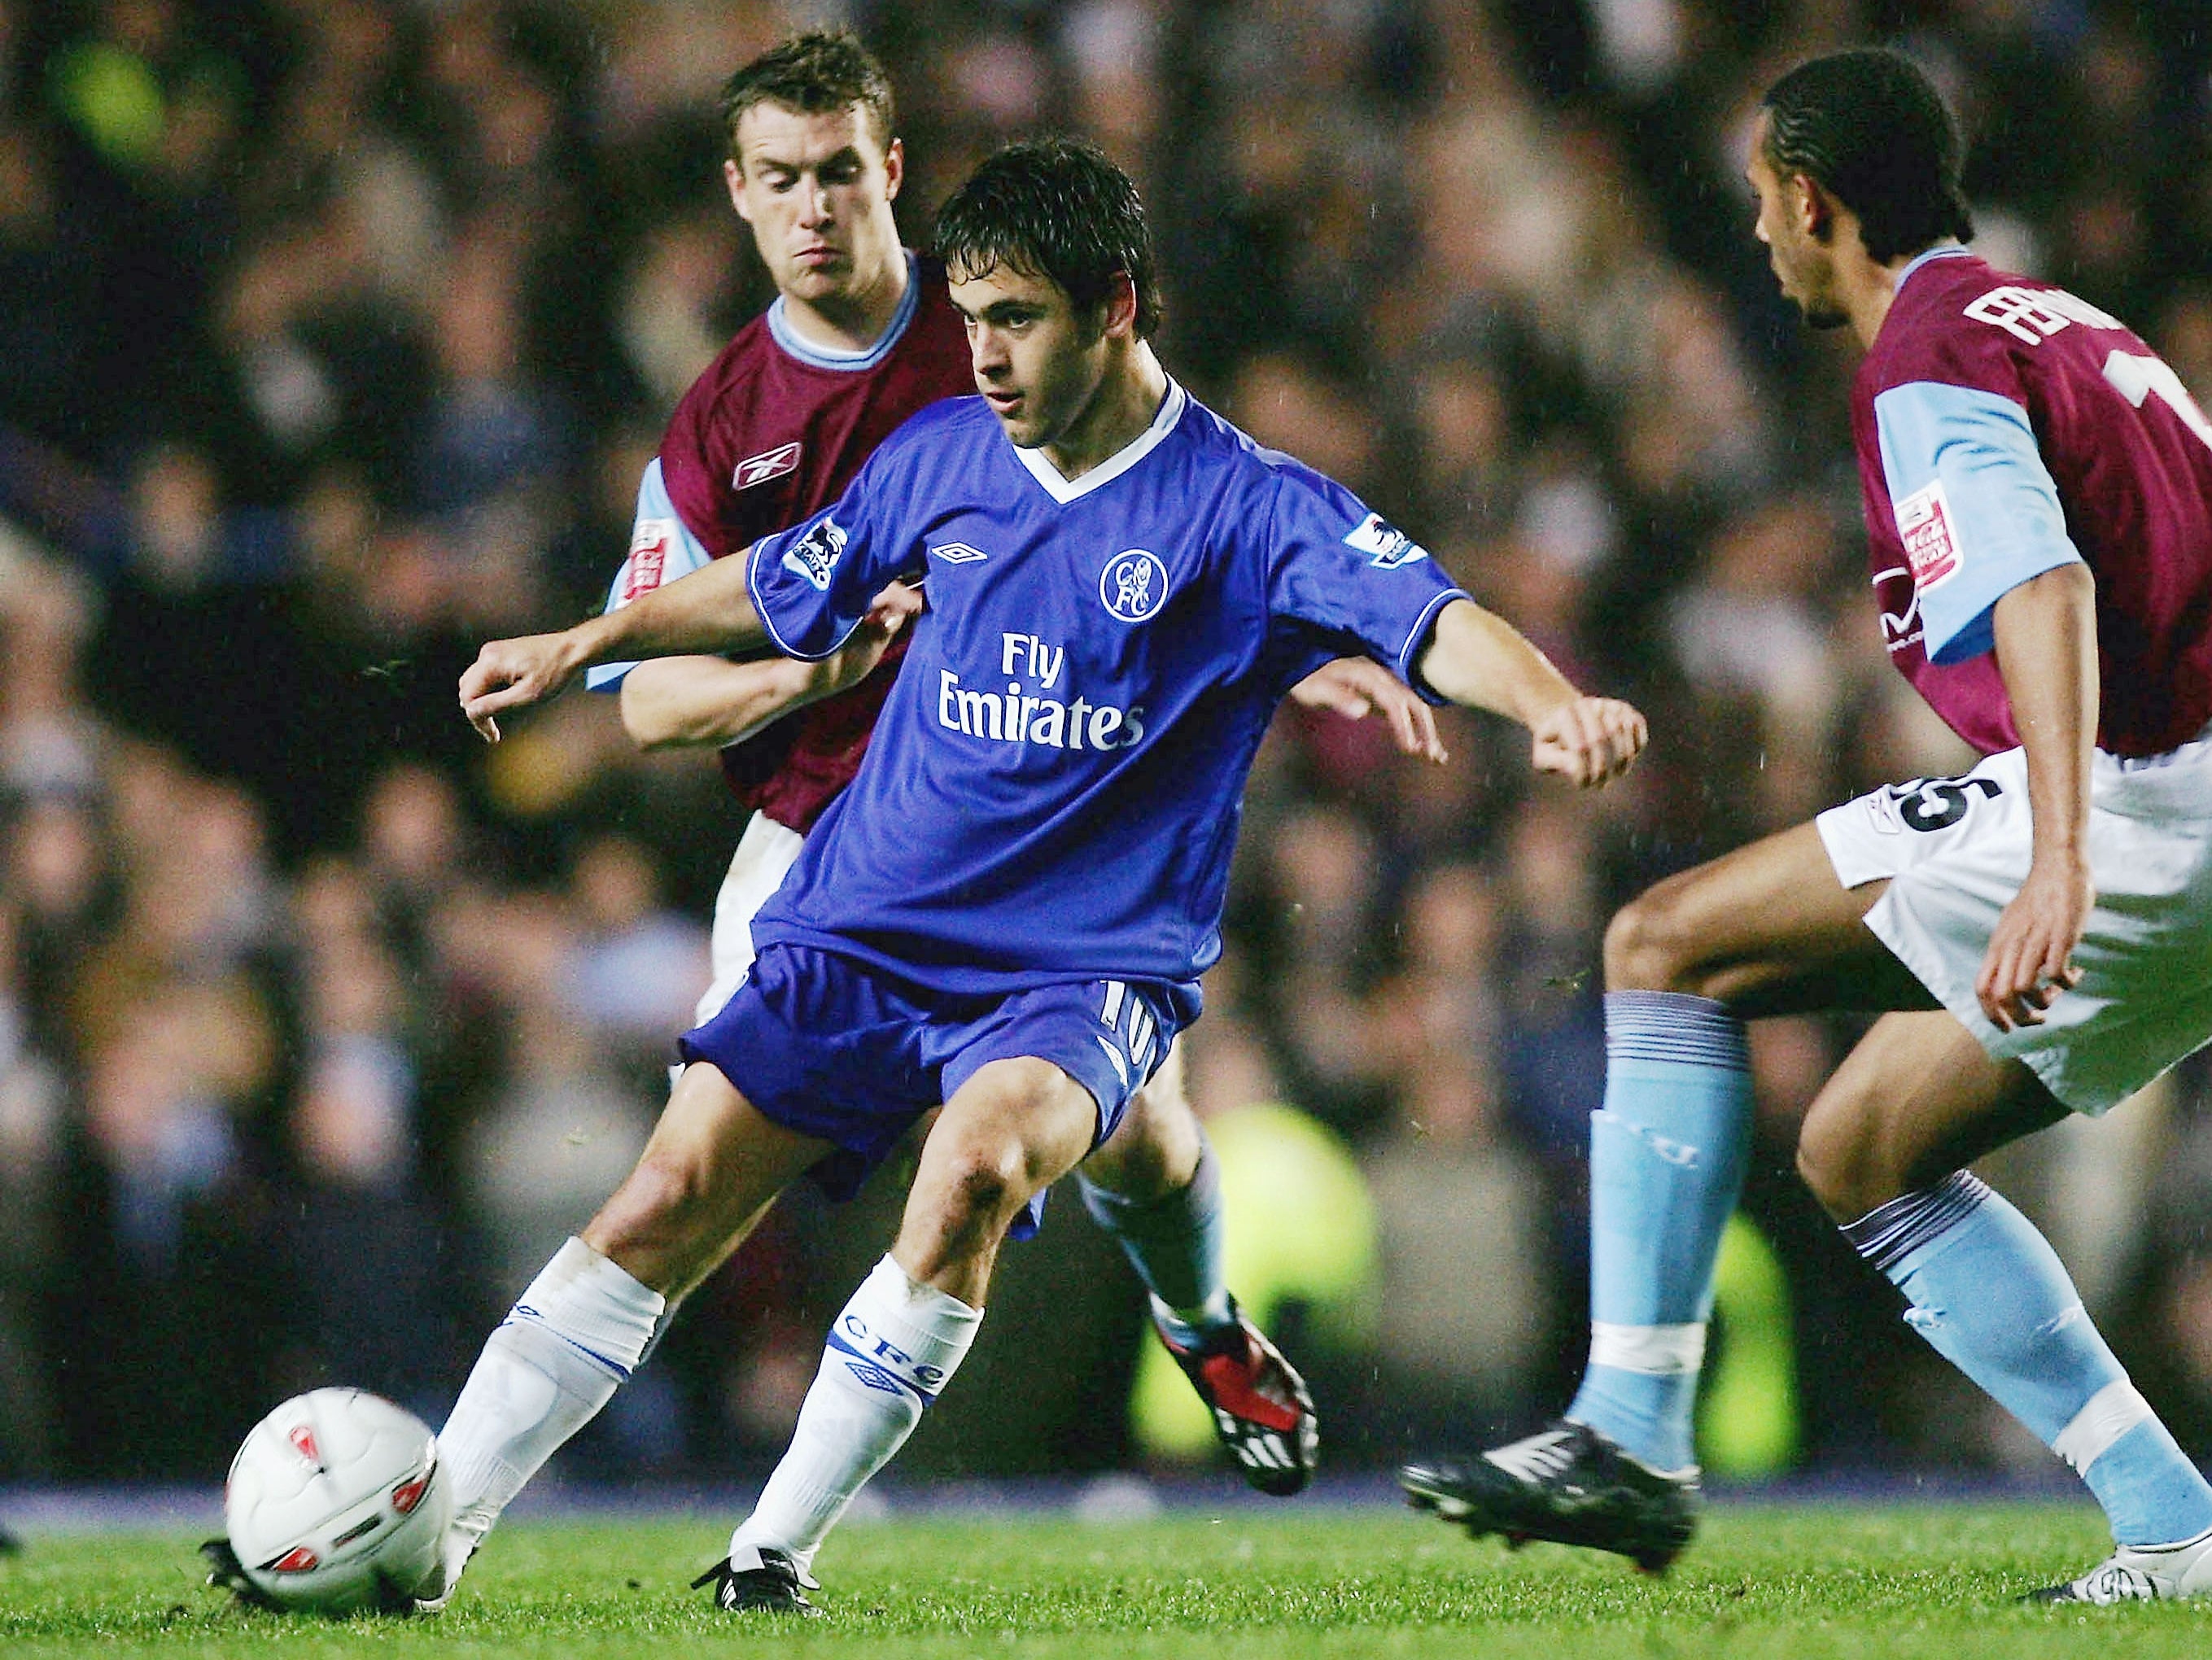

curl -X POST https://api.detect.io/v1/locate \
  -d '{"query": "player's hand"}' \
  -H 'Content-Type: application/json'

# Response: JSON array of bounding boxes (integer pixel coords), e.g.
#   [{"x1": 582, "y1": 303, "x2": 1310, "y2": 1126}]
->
[
  {"x1": 458, "y1": 631, "x2": 588, "y2": 742},
  {"x1": 1977, "y1": 850, "x2": 2092, "y2": 1030},
  {"x1": 1529, "y1": 696, "x2": 1646, "y2": 787},
  {"x1": 810, "y1": 582, "x2": 925, "y2": 700},
  {"x1": 1287, "y1": 657, "x2": 1448, "y2": 764}
]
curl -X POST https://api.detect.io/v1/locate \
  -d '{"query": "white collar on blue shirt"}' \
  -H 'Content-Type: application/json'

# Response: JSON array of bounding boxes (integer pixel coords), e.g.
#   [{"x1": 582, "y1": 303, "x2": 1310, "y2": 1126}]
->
[{"x1": 1012, "y1": 378, "x2": 1189, "y2": 506}]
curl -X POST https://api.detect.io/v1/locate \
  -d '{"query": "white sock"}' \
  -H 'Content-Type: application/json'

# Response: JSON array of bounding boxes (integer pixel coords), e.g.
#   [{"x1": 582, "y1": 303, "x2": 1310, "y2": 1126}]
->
[
  {"x1": 732, "y1": 1255, "x2": 981, "y2": 1576},
  {"x1": 439, "y1": 1238, "x2": 665, "y2": 1551}
]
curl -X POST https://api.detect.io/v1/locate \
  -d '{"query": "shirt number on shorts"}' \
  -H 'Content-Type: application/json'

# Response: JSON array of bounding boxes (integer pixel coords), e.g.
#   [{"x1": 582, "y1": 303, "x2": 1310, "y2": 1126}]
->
[{"x1": 1887, "y1": 775, "x2": 2002, "y2": 832}]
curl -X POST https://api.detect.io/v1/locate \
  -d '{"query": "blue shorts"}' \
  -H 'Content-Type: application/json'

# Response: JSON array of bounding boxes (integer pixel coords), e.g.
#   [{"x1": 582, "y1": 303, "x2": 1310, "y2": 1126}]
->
[{"x1": 678, "y1": 942, "x2": 1195, "y2": 1236}]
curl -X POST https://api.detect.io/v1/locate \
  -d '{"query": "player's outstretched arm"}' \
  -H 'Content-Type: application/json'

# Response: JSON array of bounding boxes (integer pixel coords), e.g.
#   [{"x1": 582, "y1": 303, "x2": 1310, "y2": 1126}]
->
[
  {"x1": 619, "y1": 588, "x2": 923, "y2": 750},
  {"x1": 1287, "y1": 657, "x2": 1449, "y2": 763},
  {"x1": 1979, "y1": 561, "x2": 2098, "y2": 1030},
  {"x1": 460, "y1": 551, "x2": 778, "y2": 741},
  {"x1": 1414, "y1": 597, "x2": 1646, "y2": 786}
]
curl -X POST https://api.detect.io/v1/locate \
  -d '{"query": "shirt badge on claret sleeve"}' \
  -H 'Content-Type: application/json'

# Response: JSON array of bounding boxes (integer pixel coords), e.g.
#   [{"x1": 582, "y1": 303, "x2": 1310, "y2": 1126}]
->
[
  {"x1": 623, "y1": 520, "x2": 674, "y2": 600},
  {"x1": 1894, "y1": 479, "x2": 1961, "y2": 592}
]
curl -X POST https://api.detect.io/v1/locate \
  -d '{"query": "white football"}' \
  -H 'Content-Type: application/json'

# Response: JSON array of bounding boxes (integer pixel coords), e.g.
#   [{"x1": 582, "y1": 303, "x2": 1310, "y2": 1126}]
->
[{"x1": 222, "y1": 1387, "x2": 452, "y2": 1614}]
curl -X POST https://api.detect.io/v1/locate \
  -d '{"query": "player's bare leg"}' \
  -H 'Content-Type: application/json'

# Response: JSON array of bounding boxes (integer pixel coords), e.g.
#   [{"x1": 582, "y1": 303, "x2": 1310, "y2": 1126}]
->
[
  {"x1": 1405, "y1": 822, "x2": 1925, "y2": 1567},
  {"x1": 706, "y1": 1058, "x2": 1100, "y2": 1612},
  {"x1": 892, "y1": 1056, "x2": 1102, "y2": 1301},
  {"x1": 434, "y1": 1064, "x2": 833, "y2": 1605},
  {"x1": 1080, "y1": 1046, "x2": 1318, "y2": 1492},
  {"x1": 584, "y1": 1063, "x2": 833, "y2": 1298},
  {"x1": 1602, "y1": 823, "x2": 1929, "y2": 1013},
  {"x1": 1799, "y1": 1014, "x2": 2212, "y2": 1601},
  {"x1": 1795, "y1": 1011, "x2": 2061, "y2": 1221}
]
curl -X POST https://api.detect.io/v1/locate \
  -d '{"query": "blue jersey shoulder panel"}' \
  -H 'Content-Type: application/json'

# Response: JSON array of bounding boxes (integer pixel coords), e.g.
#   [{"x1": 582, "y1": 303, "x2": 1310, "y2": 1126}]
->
[
  {"x1": 587, "y1": 456, "x2": 715, "y2": 692},
  {"x1": 1873, "y1": 380, "x2": 2084, "y2": 665}
]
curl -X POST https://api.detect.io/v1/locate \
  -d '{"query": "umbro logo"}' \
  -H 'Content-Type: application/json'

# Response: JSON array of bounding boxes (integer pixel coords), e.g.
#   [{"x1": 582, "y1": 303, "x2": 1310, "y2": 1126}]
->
[
  {"x1": 929, "y1": 540, "x2": 989, "y2": 564},
  {"x1": 732, "y1": 440, "x2": 802, "y2": 490}
]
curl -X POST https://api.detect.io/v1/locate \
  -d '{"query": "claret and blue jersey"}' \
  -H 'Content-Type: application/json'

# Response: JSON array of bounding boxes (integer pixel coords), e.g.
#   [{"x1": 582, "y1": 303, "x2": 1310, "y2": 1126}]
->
[
  {"x1": 1854, "y1": 247, "x2": 2212, "y2": 757},
  {"x1": 741, "y1": 380, "x2": 1468, "y2": 998}
]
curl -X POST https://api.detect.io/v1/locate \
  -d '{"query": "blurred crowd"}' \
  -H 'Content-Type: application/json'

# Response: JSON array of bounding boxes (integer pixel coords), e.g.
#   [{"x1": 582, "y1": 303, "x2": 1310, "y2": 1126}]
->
[{"x1": 7, "y1": 0, "x2": 2212, "y2": 1487}]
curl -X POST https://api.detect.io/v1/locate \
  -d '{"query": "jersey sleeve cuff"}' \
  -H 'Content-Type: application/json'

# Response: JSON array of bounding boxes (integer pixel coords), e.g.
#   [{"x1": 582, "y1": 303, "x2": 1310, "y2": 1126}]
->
[
  {"x1": 745, "y1": 535, "x2": 865, "y2": 662},
  {"x1": 585, "y1": 662, "x2": 637, "y2": 692},
  {"x1": 1924, "y1": 546, "x2": 2087, "y2": 665},
  {"x1": 1396, "y1": 588, "x2": 1471, "y2": 706}
]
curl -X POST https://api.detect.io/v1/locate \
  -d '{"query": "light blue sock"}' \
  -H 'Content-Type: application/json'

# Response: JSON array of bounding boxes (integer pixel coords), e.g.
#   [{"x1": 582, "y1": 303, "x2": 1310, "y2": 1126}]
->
[
  {"x1": 1847, "y1": 1173, "x2": 2212, "y2": 1548},
  {"x1": 1564, "y1": 991, "x2": 1753, "y2": 1474},
  {"x1": 1080, "y1": 1138, "x2": 1232, "y2": 1345}
]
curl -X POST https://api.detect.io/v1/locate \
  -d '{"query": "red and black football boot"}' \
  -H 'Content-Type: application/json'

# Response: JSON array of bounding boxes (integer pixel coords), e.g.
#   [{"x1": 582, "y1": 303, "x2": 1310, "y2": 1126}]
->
[{"x1": 1154, "y1": 1295, "x2": 1318, "y2": 1496}]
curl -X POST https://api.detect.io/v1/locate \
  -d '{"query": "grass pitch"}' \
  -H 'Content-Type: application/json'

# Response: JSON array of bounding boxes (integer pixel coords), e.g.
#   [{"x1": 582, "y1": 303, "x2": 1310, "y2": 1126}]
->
[{"x1": 6, "y1": 1502, "x2": 2211, "y2": 1658}]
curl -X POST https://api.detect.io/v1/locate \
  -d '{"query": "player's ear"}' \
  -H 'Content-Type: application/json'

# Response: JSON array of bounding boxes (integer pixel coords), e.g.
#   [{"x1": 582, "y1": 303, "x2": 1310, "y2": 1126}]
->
[
  {"x1": 724, "y1": 157, "x2": 753, "y2": 224},
  {"x1": 1796, "y1": 173, "x2": 1835, "y2": 244},
  {"x1": 1102, "y1": 272, "x2": 1139, "y2": 340},
  {"x1": 882, "y1": 137, "x2": 904, "y2": 202}
]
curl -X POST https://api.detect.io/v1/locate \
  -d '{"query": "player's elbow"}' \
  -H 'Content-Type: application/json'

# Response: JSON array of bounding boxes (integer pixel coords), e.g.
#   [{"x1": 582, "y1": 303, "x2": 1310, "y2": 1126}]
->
[
  {"x1": 619, "y1": 670, "x2": 702, "y2": 750},
  {"x1": 619, "y1": 692, "x2": 685, "y2": 751}
]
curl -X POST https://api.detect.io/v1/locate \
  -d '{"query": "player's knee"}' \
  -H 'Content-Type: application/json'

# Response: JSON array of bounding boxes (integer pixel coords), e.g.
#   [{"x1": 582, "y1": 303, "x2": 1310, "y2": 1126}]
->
[
  {"x1": 1084, "y1": 1092, "x2": 1197, "y2": 1202},
  {"x1": 1603, "y1": 888, "x2": 1711, "y2": 994},
  {"x1": 925, "y1": 1136, "x2": 1030, "y2": 1234},
  {"x1": 590, "y1": 1149, "x2": 718, "y2": 1257},
  {"x1": 1795, "y1": 1103, "x2": 1886, "y2": 1224}
]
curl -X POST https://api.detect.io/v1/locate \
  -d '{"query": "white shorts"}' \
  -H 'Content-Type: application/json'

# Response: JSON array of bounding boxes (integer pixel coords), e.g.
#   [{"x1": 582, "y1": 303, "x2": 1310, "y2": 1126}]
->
[
  {"x1": 694, "y1": 810, "x2": 807, "y2": 1028},
  {"x1": 1816, "y1": 730, "x2": 2212, "y2": 1114}
]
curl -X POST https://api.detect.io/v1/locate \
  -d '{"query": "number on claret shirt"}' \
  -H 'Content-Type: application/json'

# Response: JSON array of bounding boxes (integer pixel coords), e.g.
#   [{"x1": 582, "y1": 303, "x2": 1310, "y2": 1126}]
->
[{"x1": 2103, "y1": 351, "x2": 2212, "y2": 455}]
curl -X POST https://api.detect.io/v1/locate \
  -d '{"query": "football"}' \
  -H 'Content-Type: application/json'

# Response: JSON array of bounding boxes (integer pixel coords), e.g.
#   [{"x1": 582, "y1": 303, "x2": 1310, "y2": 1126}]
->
[{"x1": 221, "y1": 1388, "x2": 452, "y2": 1614}]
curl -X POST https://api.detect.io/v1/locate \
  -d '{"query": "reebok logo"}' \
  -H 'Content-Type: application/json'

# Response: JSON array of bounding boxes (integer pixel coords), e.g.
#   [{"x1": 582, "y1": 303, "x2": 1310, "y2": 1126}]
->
[{"x1": 732, "y1": 440, "x2": 802, "y2": 490}]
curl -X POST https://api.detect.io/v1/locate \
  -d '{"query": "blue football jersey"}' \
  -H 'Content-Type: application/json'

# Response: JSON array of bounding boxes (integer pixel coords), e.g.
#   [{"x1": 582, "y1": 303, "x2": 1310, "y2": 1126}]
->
[{"x1": 743, "y1": 381, "x2": 1469, "y2": 994}]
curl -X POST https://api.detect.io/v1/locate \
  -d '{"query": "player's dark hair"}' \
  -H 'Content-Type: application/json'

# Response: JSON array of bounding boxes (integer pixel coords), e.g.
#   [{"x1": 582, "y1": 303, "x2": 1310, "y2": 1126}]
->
[
  {"x1": 719, "y1": 30, "x2": 896, "y2": 160},
  {"x1": 1760, "y1": 48, "x2": 1974, "y2": 263},
  {"x1": 931, "y1": 137, "x2": 1162, "y2": 339}
]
